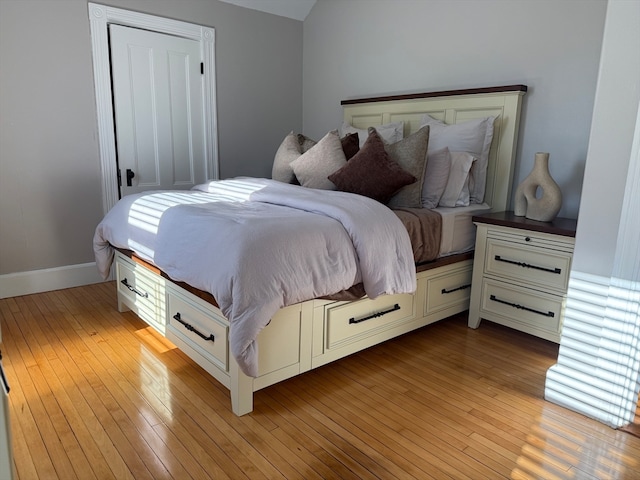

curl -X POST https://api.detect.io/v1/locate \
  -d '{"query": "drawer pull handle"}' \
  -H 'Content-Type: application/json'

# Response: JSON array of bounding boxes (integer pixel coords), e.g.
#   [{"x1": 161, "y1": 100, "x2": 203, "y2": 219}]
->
[
  {"x1": 489, "y1": 294, "x2": 555, "y2": 318},
  {"x1": 173, "y1": 313, "x2": 215, "y2": 342},
  {"x1": 494, "y1": 255, "x2": 561, "y2": 275},
  {"x1": 349, "y1": 304, "x2": 400, "y2": 324},
  {"x1": 120, "y1": 278, "x2": 149, "y2": 298},
  {"x1": 441, "y1": 284, "x2": 471, "y2": 295}
]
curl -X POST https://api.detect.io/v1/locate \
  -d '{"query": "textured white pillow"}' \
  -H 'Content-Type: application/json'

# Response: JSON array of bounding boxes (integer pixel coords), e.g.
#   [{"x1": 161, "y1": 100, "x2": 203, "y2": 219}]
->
[
  {"x1": 438, "y1": 151, "x2": 476, "y2": 207},
  {"x1": 421, "y1": 147, "x2": 451, "y2": 209},
  {"x1": 420, "y1": 115, "x2": 495, "y2": 203},
  {"x1": 291, "y1": 130, "x2": 346, "y2": 190},
  {"x1": 340, "y1": 121, "x2": 404, "y2": 147}
]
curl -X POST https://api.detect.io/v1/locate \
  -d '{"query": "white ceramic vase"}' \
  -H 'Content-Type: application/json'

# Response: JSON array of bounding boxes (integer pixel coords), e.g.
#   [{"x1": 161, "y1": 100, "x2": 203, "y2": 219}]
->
[{"x1": 513, "y1": 152, "x2": 562, "y2": 222}]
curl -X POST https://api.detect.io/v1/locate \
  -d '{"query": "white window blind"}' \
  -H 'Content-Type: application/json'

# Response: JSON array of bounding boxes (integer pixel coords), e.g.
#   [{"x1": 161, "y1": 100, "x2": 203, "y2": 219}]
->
[{"x1": 546, "y1": 273, "x2": 639, "y2": 427}]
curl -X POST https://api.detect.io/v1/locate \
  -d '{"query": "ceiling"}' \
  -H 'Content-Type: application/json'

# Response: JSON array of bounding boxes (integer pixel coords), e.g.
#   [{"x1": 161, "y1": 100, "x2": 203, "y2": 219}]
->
[{"x1": 218, "y1": 0, "x2": 317, "y2": 21}]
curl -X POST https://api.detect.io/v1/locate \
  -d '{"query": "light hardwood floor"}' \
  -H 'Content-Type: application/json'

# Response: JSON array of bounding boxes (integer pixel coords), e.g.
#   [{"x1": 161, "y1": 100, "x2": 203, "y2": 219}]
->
[{"x1": 1, "y1": 282, "x2": 638, "y2": 479}]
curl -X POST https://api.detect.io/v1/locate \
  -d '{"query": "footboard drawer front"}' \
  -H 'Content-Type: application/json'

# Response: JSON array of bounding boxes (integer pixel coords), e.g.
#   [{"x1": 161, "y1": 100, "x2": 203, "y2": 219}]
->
[
  {"x1": 115, "y1": 252, "x2": 166, "y2": 334},
  {"x1": 423, "y1": 260, "x2": 473, "y2": 318},
  {"x1": 485, "y1": 235, "x2": 572, "y2": 293},
  {"x1": 480, "y1": 278, "x2": 563, "y2": 341},
  {"x1": 325, "y1": 293, "x2": 415, "y2": 350},
  {"x1": 167, "y1": 287, "x2": 229, "y2": 371},
  {"x1": 253, "y1": 304, "x2": 306, "y2": 390}
]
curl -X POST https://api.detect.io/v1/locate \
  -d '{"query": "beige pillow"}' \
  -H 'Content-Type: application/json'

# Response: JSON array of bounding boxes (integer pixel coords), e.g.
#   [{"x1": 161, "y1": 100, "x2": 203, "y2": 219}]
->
[
  {"x1": 271, "y1": 132, "x2": 302, "y2": 183},
  {"x1": 271, "y1": 132, "x2": 318, "y2": 184},
  {"x1": 385, "y1": 125, "x2": 430, "y2": 208},
  {"x1": 291, "y1": 130, "x2": 347, "y2": 190}
]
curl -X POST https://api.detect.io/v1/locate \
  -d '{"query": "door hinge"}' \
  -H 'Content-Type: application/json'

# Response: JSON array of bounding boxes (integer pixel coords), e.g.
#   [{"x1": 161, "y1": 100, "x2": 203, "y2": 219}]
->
[
  {"x1": 201, "y1": 62, "x2": 204, "y2": 75},
  {"x1": 117, "y1": 169, "x2": 122, "y2": 187}
]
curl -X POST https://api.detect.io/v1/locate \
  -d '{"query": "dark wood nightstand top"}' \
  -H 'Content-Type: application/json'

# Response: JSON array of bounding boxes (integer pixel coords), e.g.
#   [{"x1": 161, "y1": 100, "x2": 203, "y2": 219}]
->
[{"x1": 472, "y1": 211, "x2": 578, "y2": 237}]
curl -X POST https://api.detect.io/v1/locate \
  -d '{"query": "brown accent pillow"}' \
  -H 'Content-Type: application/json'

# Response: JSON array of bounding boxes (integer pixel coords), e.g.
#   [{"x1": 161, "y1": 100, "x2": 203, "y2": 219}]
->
[
  {"x1": 328, "y1": 129, "x2": 416, "y2": 203},
  {"x1": 341, "y1": 132, "x2": 359, "y2": 160}
]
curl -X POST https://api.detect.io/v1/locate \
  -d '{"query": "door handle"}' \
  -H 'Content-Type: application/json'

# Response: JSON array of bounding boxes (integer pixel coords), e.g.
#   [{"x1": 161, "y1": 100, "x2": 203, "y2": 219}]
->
[{"x1": 126, "y1": 169, "x2": 135, "y2": 186}]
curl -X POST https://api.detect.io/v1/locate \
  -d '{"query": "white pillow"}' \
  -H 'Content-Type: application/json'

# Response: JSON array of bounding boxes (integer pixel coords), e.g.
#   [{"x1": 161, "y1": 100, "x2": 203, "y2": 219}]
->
[
  {"x1": 340, "y1": 121, "x2": 404, "y2": 147},
  {"x1": 420, "y1": 115, "x2": 495, "y2": 203},
  {"x1": 291, "y1": 130, "x2": 346, "y2": 190},
  {"x1": 438, "y1": 151, "x2": 476, "y2": 207},
  {"x1": 421, "y1": 147, "x2": 451, "y2": 209}
]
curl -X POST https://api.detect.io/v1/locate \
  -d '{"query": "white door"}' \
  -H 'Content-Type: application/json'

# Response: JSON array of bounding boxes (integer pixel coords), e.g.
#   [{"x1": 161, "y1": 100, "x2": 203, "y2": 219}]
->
[{"x1": 110, "y1": 24, "x2": 206, "y2": 197}]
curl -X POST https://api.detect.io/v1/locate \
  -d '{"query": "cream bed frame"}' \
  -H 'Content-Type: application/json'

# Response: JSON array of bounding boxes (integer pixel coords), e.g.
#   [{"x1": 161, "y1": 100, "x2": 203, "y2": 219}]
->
[{"x1": 114, "y1": 85, "x2": 527, "y2": 416}]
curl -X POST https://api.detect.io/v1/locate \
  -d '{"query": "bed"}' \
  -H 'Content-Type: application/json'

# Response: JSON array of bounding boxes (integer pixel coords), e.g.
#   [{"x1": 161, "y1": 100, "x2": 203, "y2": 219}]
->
[{"x1": 94, "y1": 85, "x2": 527, "y2": 415}]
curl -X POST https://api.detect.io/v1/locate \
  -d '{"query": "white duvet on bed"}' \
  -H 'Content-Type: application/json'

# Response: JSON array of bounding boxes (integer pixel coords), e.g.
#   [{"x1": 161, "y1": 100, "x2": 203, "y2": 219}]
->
[{"x1": 94, "y1": 178, "x2": 416, "y2": 377}]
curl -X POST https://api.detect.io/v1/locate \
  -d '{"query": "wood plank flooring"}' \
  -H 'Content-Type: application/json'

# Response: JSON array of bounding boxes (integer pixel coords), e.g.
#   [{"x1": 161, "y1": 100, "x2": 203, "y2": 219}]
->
[{"x1": 1, "y1": 282, "x2": 638, "y2": 479}]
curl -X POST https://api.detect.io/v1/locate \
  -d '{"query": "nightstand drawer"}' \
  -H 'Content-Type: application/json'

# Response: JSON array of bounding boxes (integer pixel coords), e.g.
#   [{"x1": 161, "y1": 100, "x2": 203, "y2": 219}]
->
[
  {"x1": 485, "y1": 238, "x2": 572, "y2": 292},
  {"x1": 480, "y1": 279, "x2": 563, "y2": 340},
  {"x1": 167, "y1": 289, "x2": 229, "y2": 371},
  {"x1": 325, "y1": 293, "x2": 415, "y2": 350}
]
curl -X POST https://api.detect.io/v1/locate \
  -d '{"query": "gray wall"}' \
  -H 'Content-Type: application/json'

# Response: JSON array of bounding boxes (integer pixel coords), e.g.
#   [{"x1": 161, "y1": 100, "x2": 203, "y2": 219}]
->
[
  {"x1": 0, "y1": 0, "x2": 302, "y2": 276},
  {"x1": 302, "y1": 0, "x2": 607, "y2": 220},
  {"x1": 0, "y1": 0, "x2": 612, "y2": 285},
  {"x1": 571, "y1": 0, "x2": 640, "y2": 278}
]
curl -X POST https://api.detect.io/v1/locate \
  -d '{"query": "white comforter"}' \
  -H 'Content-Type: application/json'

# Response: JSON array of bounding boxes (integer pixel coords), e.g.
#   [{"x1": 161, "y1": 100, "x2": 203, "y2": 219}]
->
[{"x1": 94, "y1": 178, "x2": 416, "y2": 376}]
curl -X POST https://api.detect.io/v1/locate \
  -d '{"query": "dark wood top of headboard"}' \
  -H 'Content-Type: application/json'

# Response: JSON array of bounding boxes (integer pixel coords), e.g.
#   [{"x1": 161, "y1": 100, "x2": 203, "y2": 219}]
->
[{"x1": 341, "y1": 84, "x2": 528, "y2": 105}]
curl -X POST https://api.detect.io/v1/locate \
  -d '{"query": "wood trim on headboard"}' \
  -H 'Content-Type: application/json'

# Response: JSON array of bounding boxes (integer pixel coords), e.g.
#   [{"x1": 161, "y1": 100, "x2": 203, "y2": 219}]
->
[{"x1": 341, "y1": 85, "x2": 528, "y2": 105}]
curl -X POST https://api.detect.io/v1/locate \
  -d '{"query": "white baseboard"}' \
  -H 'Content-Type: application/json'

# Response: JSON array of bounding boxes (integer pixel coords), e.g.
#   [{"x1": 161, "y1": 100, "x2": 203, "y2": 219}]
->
[{"x1": 0, "y1": 262, "x2": 109, "y2": 299}]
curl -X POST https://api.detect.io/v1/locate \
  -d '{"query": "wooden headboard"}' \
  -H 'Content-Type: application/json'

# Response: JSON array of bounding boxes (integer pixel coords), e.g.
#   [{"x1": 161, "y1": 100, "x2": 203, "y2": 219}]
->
[{"x1": 342, "y1": 85, "x2": 527, "y2": 212}]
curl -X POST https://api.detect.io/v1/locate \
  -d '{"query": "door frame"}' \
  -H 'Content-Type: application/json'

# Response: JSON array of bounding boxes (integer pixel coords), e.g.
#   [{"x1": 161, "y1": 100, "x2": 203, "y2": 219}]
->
[{"x1": 88, "y1": 3, "x2": 219, "y2": 214}]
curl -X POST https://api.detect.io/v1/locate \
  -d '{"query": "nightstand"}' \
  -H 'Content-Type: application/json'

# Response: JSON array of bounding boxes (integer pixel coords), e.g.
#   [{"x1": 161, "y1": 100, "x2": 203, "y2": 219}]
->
[{"x1": 468, "y1": 211, "x2": 577, "y2": 342}]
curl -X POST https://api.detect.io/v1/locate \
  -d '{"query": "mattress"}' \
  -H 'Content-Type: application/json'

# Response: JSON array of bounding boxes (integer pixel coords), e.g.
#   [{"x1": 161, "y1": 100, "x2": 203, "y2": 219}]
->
[{"x1": 435, "y1": 203, "x2": 492, "y2": 257}]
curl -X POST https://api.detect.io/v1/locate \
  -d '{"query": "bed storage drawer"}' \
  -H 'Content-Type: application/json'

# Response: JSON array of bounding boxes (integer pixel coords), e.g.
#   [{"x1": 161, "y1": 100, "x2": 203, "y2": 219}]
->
[
  {"x1": 422, "y1": 260, "x2": 473, "y2": 317},
  {"x1": 166, "y1": 287, "x2": 229, "y2": 371},
  {"x1": 479, "y1": 278, "x2": 563, "y2": 341},
  {"x1": 324, "y1": 293, "x2": 415, "y2": 350},
  {"x1": 115, "y1": 252, "x2": 166, "y2": 334}
]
